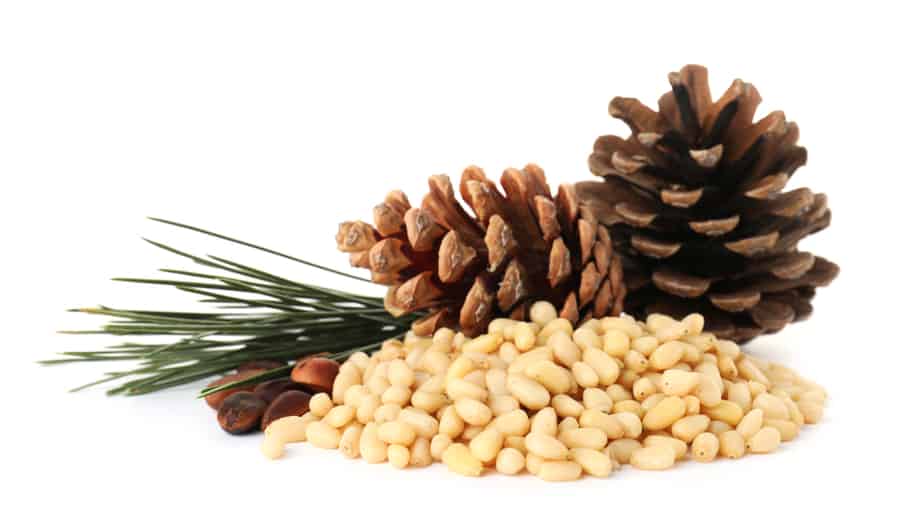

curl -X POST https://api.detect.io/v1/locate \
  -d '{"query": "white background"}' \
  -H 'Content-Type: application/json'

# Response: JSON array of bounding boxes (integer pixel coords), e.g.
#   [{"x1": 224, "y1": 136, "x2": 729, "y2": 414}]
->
[{"x1": 2, "y1": 1, "x2": 895, "y2": 530}]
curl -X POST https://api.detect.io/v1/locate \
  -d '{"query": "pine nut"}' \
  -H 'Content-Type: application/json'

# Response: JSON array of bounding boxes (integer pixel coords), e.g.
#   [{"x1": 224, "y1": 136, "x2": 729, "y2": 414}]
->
[
  {"x1": 525, "y1": 432, "x2": 569, "y2": 460},
  {"x1": 374, "y1": 403, "x2": 401, "y2": 423},
  {"x1": 495, "y1": 448, "x2": 525, "y2": 475},
  {"x1": 726, "y1": 381, "x2": 752, "y2": 412},
  {"x1": 643, "y1": 435, "x2": 687, "y2": 460},
  {"x1": 684, "y1": 395, "x2": 701, "y2": 416},
  {"x1": 507, "y1": 374, "x2": 551, "y2": 410},
  {"x1": 691, "y1": 432, "x2": 718, "y2": 462},
  {"x1": 507, "y1": 347, "x2": 552, "y2": 374},
  {"x1": 630, "y1": 445, "x2": 676, "y2": 470},
  {"x1": 387, "y1": 444, "x2": 410, "y2": 468},
  {"x1": 583, "y1": 348, "x2": 620, "y2": 385},
  {"x1": 339, "y1": 423, "x2": 363, "y2": 458},
  {"x1": 323, "y1": 405, "x2": 356, "y2": 428},
  {"x1": 572, "y1": 327, "x2": 602, "y2": 351},
  {"x1": 752, "y1": 393, "x2": 789, "y2": 420},
  {"x1": 709, "y1": 420, "x2": 731, "y2": 435},
  {"x1": 571, "y1": 361, "x2": 600, "y2": 388},
  {"x1": 527, "y1": 360, "x2": 571, "y2": 395},
  {"x1": 531, "y1": 407, "x2": 558, "y2": 436},
  {"x1": 736, "y1": 408, "x2": 764, "y2": 440},
  {"x1": 718, "y1": 430, "x2": 746, "y2": 459},
  {"x1": 598, "y1": 316, "x2": 643, "y2": 338},
  {"x1": 381, "y1": 385, "x2": 412, "y2": 406},
  {"x1": 306, "y1": 421, "x2": 341, "y2": 449},
  {"x1": 632, "y1": 335, "x2": 659, "y2": 356},
  {"x1": 410, "y1": 390, "x2": 445, "y2": 414},
  {"x1": 377, "y1": 420, "x2": 416, "y2": 446},
  {"x1": 569, "y1": 448, "x2": 612, "y2": 477},
  {"x1": 633, "y1": 377, "x2": 656, "y2": 400},
  {"x1": 764, "y1": 419, "x2": 799, "y2": 441},
  {"x1": 398, "y1": 408, "x2": 439, "y2": 438},
  {"x1": 537, "y1": 318, "x2": 574, "y2": 344},
  {"x1": 671, "y1": 414, "x2": 710, "y2": 443},
  {"x1": 559, "y1": 416, "x2": 579, "y2": 433},
  {"x1": 454, "y1": 397, "x2": 493, "y2": 426},
  {"x1": 649, "y1": 341, "x2": 684, "y2": 370},
  {"x1": 529, "y1": 301, "x2": 558, "y2": 327},
  {"x1": 614, "y1": 412, "x2": 643, "y2": 439},
  {"x1": 525, "y1": 453, "x2": 545, "y2": 475},
  {"x1": 607, "y1": 438, "x2": 642, "y2": 464},
  {"x1": 264, "y1": 415, "x2": 310, "y2": 444},
  {"x1": 704, "y1": 400, "x2": 743, "y2": 426},
  {"x1": 548, "y1": 332, "x2": 580, "y2": 368},
  {"x1": 538, "y1": 460, "x2": 582, "y2": 481},
  {"x1": 447, "y1": 356, "x2": 475, "y2": 380},
  {"x1": 443, "y1": 443, "x2": 483, "y2": 476},
  {"x1": 488, "y1": 394, "x2": 520, "y2": 416},
  {"x1": 310, "y1": 393, "x2": 333, "y2": 417},
  {"x1": 582, "y1": 388, "x2": 614, "y2": 412},
  {"x1": 504, "y1": 435, "x2": 526, "y2": 454},
  {"x1": 470, "y1": 427, "x2": 504, "y2": 463},
  {"x1": 737, "y1": 359, "x2": 771, "y2": 388},
  {"x1": 580, "y1": 409, "x2": 625, "y2": 439},
  {"x1": 493, "y1": 409, "x2": 530, "y2": 436},
  {"x1": 603, "y1": 329, "x2": 631, "y2": 357},
  {"x1": 643, "y1": 396, "x2": 687, "y2": 430},
  {"x1": 446, "y1": 377, "x2": 488, "y2": 401},
  {"x1": 661, "y1": 369, "x2": 700, "y2": 396},
  {"x1": 559, "y1": 428, "x2": 608, "y2": 450},
  {"x1": 462, "y1": 333, "x2": 503, "y2": 355},
  {"x1": 485, "y1": 368, "x2": 507, "y2": 395},
  {"x1": 551, "y1": 395, "x2": 584, "y2": 418},
  {"x1": 613, "y1": 399, "x2": 643, "y2": 416},
  {"x1": 430, "y1": 433, "x2": 451, "y2": 461},
  {"x1": 748, "y1": 426, "x2": 781, "y2": 453},
  {"x1": 655, "y1": 322, "x2": 690, "y2": 343},
  {"x1": 261, "y1": 435, "x2": 285, "y2": 460}
]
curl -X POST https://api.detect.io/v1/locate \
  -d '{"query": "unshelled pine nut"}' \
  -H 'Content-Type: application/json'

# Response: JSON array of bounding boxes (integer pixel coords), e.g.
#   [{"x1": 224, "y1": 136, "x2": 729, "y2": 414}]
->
[
  {"x1": 691, "y1": 432, "x2": 718, "y2": 462},
  {"x1": 630, "y1": 445, "x2": 676, "y2": 470},
  {"x1": 538, "y1": 460, "x2": 582, "y2": 481},
  {"x1": 525, "y1": 432, "x2": 569, "y2": 460},
  {"x1": 496, "y1": 448, "x2": 526, "y2": 475},
  {"x1": 442, "y1": 443, "x2": 483, "y2": 477},
  {"x1": 306, "y1": 421, "x2": 341, "y2": 449},
  {"x1": 748, "y1": 426, "x2": 781, "y2": 453}
]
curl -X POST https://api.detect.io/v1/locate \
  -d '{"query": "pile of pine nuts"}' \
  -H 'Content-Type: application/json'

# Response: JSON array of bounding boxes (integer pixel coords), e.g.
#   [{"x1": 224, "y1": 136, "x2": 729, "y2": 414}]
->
[{"x1": 261, "y1": 302, "x2": 827, "y2": 480}]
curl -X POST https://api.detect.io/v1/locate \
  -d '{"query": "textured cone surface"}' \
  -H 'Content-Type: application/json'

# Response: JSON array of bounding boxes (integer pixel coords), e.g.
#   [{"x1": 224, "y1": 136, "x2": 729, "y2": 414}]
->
[
  {"x1": 337, "y1": 164, "x2": 626, "y2": 336},
  {"x1": 581, "y1": 65, "x2": 838, "y2": 342}
]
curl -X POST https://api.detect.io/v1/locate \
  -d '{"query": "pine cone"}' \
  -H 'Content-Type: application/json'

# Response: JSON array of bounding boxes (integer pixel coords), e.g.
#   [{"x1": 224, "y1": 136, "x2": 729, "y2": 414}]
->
[
  {"x1": 581, "y1": 64, "x2": 838, "y2": 343},
  {"x1": 336, "y1": 164, "x2": 626, "y2": 336}
]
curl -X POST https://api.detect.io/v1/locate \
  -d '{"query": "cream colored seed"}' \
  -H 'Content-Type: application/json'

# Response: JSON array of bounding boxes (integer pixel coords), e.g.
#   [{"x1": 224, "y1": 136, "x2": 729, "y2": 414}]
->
[
  {"x1": 718, "y1": 430, "x2": 746, "y2": 459},
  {"x1": 261, "y1": 435, "x2": 285, "y2": 460},
  {"x1": 583, "y1": 348, "x2": 620, "y2": 385},
  {"x1": 607, "y1": 438, "x2": 641, "y2": 464},
  {"x1": 410, "y1": 437, "x2": 432, "y2": 467},
  {"x1": 630, "y1": 445, "x2": 676, "y2": 470},
  {"x1": 306, "y1": 421, "x2": 341, "y2": 449},
  {"x1": 455, "y1": 398, "x2": 493, "y2": 426},
  {"x1": 309, "y1": 393, "x2": 333, "y2": 417},
  {"x1": 624, "y1": 350, "x2": 650, "y2": 372},
  {"x1": 571, "y1": 361, "x2": 600, "y2": 388},
  {"x1": 572, "y1": 327, "x2": 602, "y2": 351},
  {"x1": 493, "y1": 409, "x2": 530, "y2": 436},
  {"x1": 580, "y1": 409, "x2": 624, "y2": 439},
  {"x1": 332, "y1": 369, "x2": 361, "y2": 404},
  {"x1": 339, "y1": 423, "x2": 363, "y2": 458},
  {"x1": 613, "y1": 400, "x2": 643, "y2": 416},
  {"x1": 382, "y1": 385, "x2": 412, "y2": 406},
  {"x1": 538, "y1": 460, "x2": 582, "y2": 481},
  {"x1": 548, "y1": 332, "x2": 580, "y2": 368},
  {"x1": 753, "y1": 393, "x2": 789, "y2": 420},
  {"x1": 649, "y1": 341, "x2": 684, "y2": 370},
  {"x1": 633, "y1": 377, "x2": 656, "y2": 401},
  {"x1": 748, "y1": 426, "x2": 781, "y2": 453},
  {"x1": 646, "y1": 313, "x2": 678, "y2": 333},
  {"x1": 538, "y1": 318, "x2": 574, "y2": 344},
  {"x1": 367, "y1": 375, "x2": 390, "y2": 396},
  {"x1": 603, "y1": 329, "x2": 631, "y2": 357},
  {"x1": 496, "y1": 448, "x2": 526, "y2": 475},
  {"x1": 632, "y1": 335, "x2": 659, "y2": 356},
  {"x1": 583, "y1": 388, "x2": 614, "y2": 412},
  {"x1": 323, "y1": 405, "x2": 356, "y2": 428},
  {"x1": 447, "y1": 356, "x2": 475, "y2": 380},
  {"x1": 691, "y1": 432, "x2": 719, "y2": 462},
  {"x1": 551, "y1": 395, "x2": 584, "y2": 418},
  {"x1": 641, "y1": 393, "x2": 665, "y2": 412},
  {"x1": 737, "y1": 359, "x2": 771, "y2": 388},
  {"x1": 764, "y1": 419, "x2": 799, "y2": 441},
  {"x1": 488, "y1": 394, "x2": 520, "y2": 416},
  {"x1": 264, "y1": 415, "x2": 309, "y2": 444},
  {"x1": 507, "y1": 374, "x2": 551, "y2": 410},
  {"x1": 531, "y1": 407, "x2": 558, "y2": 436},
  {"x1": 488, "y1": 318, "x2": 516, "y2": 335},
  {"x1": 429, "y1": 433, "x2": 452, "y2": 461},
  {"x1": 559, "y1": 416, "x2": 579, "y2": 433},
  {"x1": 446, "y1": 377, "x2": 488, "y2": 402},
  {"x1": 398, "y1": 408, "x2": 439, "y2": 438},
  {"x1": 661, "y1": 369, "x2": 701, "y2": 396},
  {"x1": 525, "y1": 432, "x2": 569, "y2": 460},
  {"x1": 377, "y1": 421, "x2": 416, "y2": 446},
  {"x1": 462, "y1": 333, "x2": 503, "y2": 355},
  {"x1": 527, "y1": 360, "x2": 571, "y2": 395},
  {"x1": 705, "y1": 400, "x2": 743, "y2": 426},
  {"x1": 709, "y1": 420, "x2": 731, "y2": 435},
  {"x1": 438, "y1": 405, "x2": 464, "y2": 437},
  {"x1": 529, "y1": 301, "x2": 558, "y2": 327},
  {"x1": 512, "y1": 322, "x2": 537, "y2": 351},
  {"x1": 374, "y1": 403, "x2": 401, "y2": 422},
  {"x1": 559, "y1": 428, "x2": 608, "y2": 450},
  {"x1": 410, "y1": 390, "x2": 445, "y2": 414},
  {"x1": 360, "y1": 423, "x2": 387, "y2": 463},
  {"x1": 726, "y1": 381, "x2": 752, "y2": 412},
  {"x1": 671, "y1": 415, "x2": 711, "y2": 443},
  {"x1": 504, "y1": 435, "x2": 526, "y2": 454},
  {"x1": 643, "y1": 435, "x2": 687, "y2": 460},
  {"x1": 684, "y1": 395, "x2": 701, "y2": 416},
  {"x1": 470, "y1": 427, "x2": 504, "y2": 463},
  {"x1": 525, "y1": 452, "x2": 545, "y2": 475},
  {"x1": 714, "y1": 339, "x2": 740, "y2": 359},
  {"x1": 643, "y1": 396, "x2": 687, "y2": 431},
  {"x1": 695, "y1": 375, "x2": 723, "y2": 407},
  {"x1": 485, "y1": 368, "x2": 507, "y2": 395},
  {"x1": 443, "y1": 443, "x2": 483, "y2": 476},
  {"x1": 655, "y1": 322, "x2": 690, "y2": 343},
  {"x1": 614, "y1": 412, "x2": 643, "y2": 439},
  {"x1": 498, "y1": 343, "x2": 520, "y2": 364},
  {"x1": 387, "y1": 359, "x2": 415, "y2": 388},
  {"x1": 507, "y1": 347, "x2": 552, "y2": 374},
  {"x1": 736, "y1": 408, "x2": 764, "y2": 440},
  {"x1": 388, "y1": 444, "x2": 411, "y2": 468},
  {"x1": 571, "y1": 448, "x2": 612, "y2": 477},
  {"x1": 598, "y1": 316, "x2": 643, "y2": 338}
]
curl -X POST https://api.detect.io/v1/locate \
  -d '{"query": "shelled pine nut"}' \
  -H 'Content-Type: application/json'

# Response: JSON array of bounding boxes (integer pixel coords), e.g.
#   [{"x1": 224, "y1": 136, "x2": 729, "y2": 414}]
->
[{"x1": 258, "y1": 302, "x2": 827, "y2": 481}]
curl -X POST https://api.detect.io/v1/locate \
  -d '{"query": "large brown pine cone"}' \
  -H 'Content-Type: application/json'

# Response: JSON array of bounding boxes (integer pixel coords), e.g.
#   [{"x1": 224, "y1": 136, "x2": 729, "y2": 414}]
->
[
  {"x1": 581, "y1": 64, "x2": 838, "y2": 343},
  {"x1": 336, "y1": 164, "x2": 626, "y2": 336}
]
